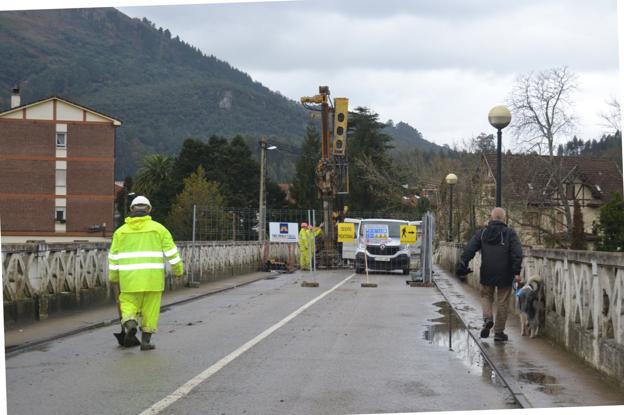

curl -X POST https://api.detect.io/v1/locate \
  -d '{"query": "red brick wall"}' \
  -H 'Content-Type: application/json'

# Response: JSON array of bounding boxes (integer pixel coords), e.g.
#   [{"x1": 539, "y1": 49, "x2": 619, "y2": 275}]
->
[
  {"x1": 65, "y1": 123, "x2": 115, "y2": 231},
  {"x1": 66, "y1": 198, "x2": 114, "y2": 233},
  {"x1": 67, "y1": 160, "x2": 114, "y2": 195},
  {"x1": 0, "y1": 122, "x2": 56, "y2": 232},
  {"x1": 67, "y1": 124, "x2": 115, "y2": 158},
  {"x1": 0, "y1": 197, "x2": 54, "y2": 232},
  {"x1": 0, "y1": 121, "x2": 55, "y2": 157},
  {"x1": 0, "y1": 119, "x2": 116, "y2": 236},
  {"x1": 0, "y1": 159, "x2": 54, "y2": 194}
]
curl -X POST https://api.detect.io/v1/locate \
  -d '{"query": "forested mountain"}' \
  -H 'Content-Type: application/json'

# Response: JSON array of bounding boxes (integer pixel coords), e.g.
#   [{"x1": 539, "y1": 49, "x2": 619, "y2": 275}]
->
[
  {"x1": 0, "y1": 8, "x2": 307, "y2": 178},
  {"x1": 383, "y1": 121, "x2": 440, "y2": 152},
  {"x1": 0, "y1": 7, "x2": 443, "y2": 180}
]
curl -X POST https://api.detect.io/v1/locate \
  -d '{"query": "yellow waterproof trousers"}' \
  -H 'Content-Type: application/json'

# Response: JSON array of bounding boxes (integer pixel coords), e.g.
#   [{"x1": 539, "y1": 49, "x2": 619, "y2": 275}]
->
[
  {"x1": 299, "y1": 247, "x2": 310, "y2": 270},
  {"x1": 119, "y1": 291, "x2": 162, "y2": 333}
]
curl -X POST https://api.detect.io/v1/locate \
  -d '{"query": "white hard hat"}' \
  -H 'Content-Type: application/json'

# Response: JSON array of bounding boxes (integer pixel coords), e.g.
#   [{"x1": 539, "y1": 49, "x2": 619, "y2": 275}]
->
[{"x1": 130, "y1": 195, "x2": 151, "y2": 208}]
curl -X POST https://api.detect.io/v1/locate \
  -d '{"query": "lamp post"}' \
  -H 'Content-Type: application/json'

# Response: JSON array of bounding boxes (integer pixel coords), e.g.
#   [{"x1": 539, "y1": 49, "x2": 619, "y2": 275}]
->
[
  {"x1": 445, "y1": 173, "x2": 457, "y2": 242},
  {"x1": 258, "y1": 138, "x2": 277, "y2": 242},
  {"x1": 488, "y1": 105, "x2": 512, "y2": 207}
]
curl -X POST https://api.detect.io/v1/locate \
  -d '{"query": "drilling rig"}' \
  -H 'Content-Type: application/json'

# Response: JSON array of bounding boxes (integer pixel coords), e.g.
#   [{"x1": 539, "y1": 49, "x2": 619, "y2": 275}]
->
[{"x1": 301, "y1": 86, "x2": 349, "y2": 267}]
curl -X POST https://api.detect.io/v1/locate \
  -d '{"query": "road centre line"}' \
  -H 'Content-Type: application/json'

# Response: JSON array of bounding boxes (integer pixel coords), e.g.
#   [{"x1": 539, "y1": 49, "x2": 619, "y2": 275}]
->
[{"x1": 139, "y1": 273, "x2": 356, "y2": 415}]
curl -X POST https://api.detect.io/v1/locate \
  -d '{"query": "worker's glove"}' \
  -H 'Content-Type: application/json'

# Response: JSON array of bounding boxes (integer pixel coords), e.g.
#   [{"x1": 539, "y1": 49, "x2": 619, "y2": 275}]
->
[{"x1": 455, "y1": 260, "x2": 472, "y2": 277}]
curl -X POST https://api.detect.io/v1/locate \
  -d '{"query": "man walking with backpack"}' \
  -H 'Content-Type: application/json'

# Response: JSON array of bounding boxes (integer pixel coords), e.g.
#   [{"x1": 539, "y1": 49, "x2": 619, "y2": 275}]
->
[{"x1": 457, "y1": 207, "x2": 523, "y2": 342}]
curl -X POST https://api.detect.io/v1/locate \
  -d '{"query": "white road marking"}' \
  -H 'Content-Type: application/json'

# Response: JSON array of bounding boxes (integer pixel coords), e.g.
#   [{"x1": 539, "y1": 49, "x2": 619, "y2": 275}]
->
[{"x1": 139, "y1": 273, "x2": 355, "y2": 415}]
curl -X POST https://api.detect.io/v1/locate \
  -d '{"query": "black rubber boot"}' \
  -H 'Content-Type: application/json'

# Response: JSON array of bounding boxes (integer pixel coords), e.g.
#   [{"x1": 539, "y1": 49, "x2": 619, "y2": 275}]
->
[
  {"x1": 140, "y1": 332, "x2": 155, "y2": 351},
  {"x1": 123, "y1": 320, "x2": 138, "y2": 348},
  {"x1": 494, "y1": 332, "x2": 509, "y2": 342},
  {"x1": 480, "y1": 319, "x2": 494, "y2": 338}
]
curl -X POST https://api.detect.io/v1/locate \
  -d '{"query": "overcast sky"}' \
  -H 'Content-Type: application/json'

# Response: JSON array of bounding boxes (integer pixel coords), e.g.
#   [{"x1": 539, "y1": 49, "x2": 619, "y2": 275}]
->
[{"x1": 119, "y1": 0, "x2": 620, "y2": 149}]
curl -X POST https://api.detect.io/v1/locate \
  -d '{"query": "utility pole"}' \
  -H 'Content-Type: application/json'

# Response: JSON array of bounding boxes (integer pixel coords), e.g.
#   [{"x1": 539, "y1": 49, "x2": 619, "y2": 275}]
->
[{"x1": 258, "y1": 137, "x2": 267, "y2": 242}]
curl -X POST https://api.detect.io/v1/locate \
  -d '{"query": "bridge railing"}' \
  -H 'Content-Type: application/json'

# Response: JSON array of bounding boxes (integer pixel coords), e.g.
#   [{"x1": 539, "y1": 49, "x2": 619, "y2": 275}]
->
[
  {"x1": 436, "y1": 242, "x2": 624, "y2": 384},
  {"x1": 2, "y1": 241, "x2": 292, "y2": 324}
]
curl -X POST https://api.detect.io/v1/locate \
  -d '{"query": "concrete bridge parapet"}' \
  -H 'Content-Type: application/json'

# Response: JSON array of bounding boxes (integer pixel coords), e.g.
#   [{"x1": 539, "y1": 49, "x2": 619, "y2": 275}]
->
[
  {"x1": 436, "y1": 242, "x2": 624, "y2": 386},
  {"x1": 2, "y1": 241, "x2": 293, "y2": 325}
]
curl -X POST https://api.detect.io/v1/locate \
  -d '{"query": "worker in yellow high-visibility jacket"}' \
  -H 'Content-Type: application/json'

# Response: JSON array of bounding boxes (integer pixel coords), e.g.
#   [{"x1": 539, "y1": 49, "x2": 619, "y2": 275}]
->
[
  {"x1": 298, "y1": 223, "x2": 311, "y2": 270},
  {"x1": 299, "y1": 223, "x2": 323, "y2": 271},
  {"x1": 108, "y1": 196, "x2": 184, "y2": 350}
]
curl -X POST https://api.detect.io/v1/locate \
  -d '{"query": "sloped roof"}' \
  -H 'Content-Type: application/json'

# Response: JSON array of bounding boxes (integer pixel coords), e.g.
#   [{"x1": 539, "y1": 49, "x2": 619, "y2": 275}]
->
[
  {"x1": 0, "y1": 96, "x2": 121, "y2": 125},
  {"x1": 483, "y1": 153, "x2": 623, "y2": 202}
]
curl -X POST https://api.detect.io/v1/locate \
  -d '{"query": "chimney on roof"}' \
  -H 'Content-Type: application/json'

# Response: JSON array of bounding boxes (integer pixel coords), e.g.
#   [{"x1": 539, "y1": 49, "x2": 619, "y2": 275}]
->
[{"x1": 10, "y1": 85, "x2": 20, "y2": 108}]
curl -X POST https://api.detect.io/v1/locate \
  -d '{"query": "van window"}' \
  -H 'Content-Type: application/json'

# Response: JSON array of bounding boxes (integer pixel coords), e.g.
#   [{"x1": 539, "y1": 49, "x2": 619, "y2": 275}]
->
[{"x1": 361, "y1": 221, "x2": 405, "y2": 238}]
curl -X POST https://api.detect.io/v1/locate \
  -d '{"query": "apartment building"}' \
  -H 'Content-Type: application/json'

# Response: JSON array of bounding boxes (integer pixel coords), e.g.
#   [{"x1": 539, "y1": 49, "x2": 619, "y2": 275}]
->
[{"x1": 0, "y1": 88, "x2": 121, "y2": 242}]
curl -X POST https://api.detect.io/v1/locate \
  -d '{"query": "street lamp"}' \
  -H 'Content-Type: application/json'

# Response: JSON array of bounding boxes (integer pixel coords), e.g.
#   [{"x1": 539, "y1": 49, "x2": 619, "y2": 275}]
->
[
  {"x1": 258, "y1": 139, "x2": 278, "y2": 242},
  {"x1": 445, "y1": 173, "x2": 457, "y2": 242},
  {"x1": 488, "y1": 105, "x2": 511, "y2": 208}
]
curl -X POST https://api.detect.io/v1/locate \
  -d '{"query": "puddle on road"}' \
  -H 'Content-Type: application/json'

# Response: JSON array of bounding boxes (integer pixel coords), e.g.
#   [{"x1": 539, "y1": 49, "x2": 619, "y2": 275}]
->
[
  {"x1": 423, "y1": 301, "x2": 503, "y2": 387},
  {"x1": 518, "y1": 372, "x2": 563, "y2": 395},
  {"x1": 425, "y1": 301, "x2": 565, "y2": 402}
]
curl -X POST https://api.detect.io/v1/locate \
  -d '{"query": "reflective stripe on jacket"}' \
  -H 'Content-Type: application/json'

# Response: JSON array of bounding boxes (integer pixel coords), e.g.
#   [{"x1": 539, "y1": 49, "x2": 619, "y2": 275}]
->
[{"x1": 108, "y1": 215, "x2": 184, "y2": 292}]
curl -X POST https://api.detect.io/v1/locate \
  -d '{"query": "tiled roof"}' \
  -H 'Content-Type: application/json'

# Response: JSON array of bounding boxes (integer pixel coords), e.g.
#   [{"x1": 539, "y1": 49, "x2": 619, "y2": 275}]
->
[{"x1": 483, "y1": 153, "x2": 623, "y2": 202}]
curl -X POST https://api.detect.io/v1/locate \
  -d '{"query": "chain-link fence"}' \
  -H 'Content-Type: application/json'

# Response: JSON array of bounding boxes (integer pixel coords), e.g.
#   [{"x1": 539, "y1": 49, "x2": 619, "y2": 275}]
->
[
  {"x1": 194, "y1": 207, "x2": 321, "y2": 241},
  {"x1": 188, "y1": 205, "x2": 427, "y2": 242},
  {"x1": 191, "y1": 206, "x2": 428, "y2": 271}
]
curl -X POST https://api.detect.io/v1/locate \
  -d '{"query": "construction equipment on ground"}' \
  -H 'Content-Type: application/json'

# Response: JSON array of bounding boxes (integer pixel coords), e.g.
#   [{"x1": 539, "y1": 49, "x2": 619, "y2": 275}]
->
[{"x1": 301, "y1": 86, "x2": 349, "y2": 267}]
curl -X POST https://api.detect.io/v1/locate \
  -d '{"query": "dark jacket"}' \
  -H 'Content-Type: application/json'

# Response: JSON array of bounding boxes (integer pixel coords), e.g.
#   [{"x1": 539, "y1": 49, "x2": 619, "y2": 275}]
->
[{"x1": 460, "y1": 220, "x2": 523, "y2": 287}]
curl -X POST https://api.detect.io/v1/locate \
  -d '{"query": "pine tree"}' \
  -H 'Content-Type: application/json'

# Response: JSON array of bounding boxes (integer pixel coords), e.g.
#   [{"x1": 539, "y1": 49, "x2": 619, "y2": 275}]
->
[
  {"x1": 222, "y1": 135, "x2": 261, "y2": 207},
  {"x1": 173, "y1": 139, "x2": 209, "y2": 192},
  {"x1": 291, "y1": 123, "x2": 321, "y2": 209},
  {"x1": 346, "y1": 107, "x2": 399, "y2": 212}
]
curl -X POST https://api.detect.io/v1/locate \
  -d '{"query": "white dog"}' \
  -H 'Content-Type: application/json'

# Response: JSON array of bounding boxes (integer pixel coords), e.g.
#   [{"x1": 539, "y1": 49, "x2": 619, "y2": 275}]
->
[{"x1": 516, "y1": 275, "x2": 544, "y2": 338}]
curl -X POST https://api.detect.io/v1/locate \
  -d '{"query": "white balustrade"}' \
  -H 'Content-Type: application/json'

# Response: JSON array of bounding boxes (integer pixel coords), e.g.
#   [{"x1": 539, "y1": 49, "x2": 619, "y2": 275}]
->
[{"x1": 2, "y1": 241, "x2": 293, "y2": 302}]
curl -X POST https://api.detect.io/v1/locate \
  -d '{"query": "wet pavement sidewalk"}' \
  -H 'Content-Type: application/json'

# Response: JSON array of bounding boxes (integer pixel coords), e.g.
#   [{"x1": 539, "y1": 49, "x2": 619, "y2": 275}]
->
[
  {"x1": 433, "y1": 265, "x2": 624, "y2": 408},
  {"x1": 4, "y1": 270, "x2": 274, "y2": 351}
]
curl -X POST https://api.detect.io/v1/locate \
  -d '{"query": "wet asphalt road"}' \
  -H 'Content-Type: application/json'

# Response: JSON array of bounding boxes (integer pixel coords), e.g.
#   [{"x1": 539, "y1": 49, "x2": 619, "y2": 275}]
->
[{"x1": 6, "y1": 270, "x2": 516, "y2": 415}]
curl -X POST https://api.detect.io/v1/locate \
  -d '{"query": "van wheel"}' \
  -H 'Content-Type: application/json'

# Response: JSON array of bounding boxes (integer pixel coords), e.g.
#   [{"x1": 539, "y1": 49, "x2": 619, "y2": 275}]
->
[
  {"x1": 402, "y1": 267, "x2": 410, "y2": 275},
  {"x1": 355, "y1": 267, "x2": 364, "y2": 274}
]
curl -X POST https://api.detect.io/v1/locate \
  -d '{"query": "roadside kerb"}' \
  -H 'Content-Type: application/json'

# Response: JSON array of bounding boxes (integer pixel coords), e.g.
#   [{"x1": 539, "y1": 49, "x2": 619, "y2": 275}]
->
[{"x1": 433, "y1": 274, "x2": 533, "y2": 409}]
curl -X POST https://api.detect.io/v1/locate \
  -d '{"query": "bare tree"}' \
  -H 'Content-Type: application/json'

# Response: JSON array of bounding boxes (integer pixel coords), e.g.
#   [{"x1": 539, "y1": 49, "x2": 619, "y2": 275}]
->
[
  {"x1": 508, "y1": 66, "x2": 578, "y2": 242},
  {"x1": 599, "y1": 97, "x2": 621, "y2": 133}
]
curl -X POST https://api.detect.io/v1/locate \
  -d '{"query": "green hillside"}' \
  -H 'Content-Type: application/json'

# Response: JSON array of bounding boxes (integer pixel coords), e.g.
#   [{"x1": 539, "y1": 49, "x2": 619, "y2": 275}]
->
[
  {"x1": 0, "y1": 8, "x2": 308, "y2": 178},
  {"x1": 0, "y1": 7, "x2": 443, "y2": 180},
  {"x1": 383, "y1": 121, "x2": 440, "y2": 153}
]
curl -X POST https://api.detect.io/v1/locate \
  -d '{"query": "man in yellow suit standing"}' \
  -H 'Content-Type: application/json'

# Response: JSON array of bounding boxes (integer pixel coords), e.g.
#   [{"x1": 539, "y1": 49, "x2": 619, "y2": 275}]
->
[
  {"x1": 298, "y1": 222, "x2": 311, "y2": 271},
  {"x1": 299, "y1": 222, "x2": 324, "y2": 271},
  {"x1": 108, "y1": 196, "x2": 184, "y2": 350}
]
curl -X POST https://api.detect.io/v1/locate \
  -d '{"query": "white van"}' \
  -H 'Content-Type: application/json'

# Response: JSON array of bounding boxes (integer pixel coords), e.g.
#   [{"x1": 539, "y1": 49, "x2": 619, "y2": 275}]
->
[
  {"x1": 349, "y1": 218, "x2": 421, "y2": 275},
  {"x1": 340, "y1": 218, "x2": 362, "y2": 262}
]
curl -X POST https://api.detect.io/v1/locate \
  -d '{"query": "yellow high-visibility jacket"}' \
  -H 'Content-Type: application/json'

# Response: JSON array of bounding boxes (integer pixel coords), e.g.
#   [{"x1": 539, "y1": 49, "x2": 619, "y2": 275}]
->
[
  {"x1": 108, "y1": 216, "x2": 184, "y2": 292},
  {"x1": 298, "y1": 229, "x2": 310, "y2": 251}
]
